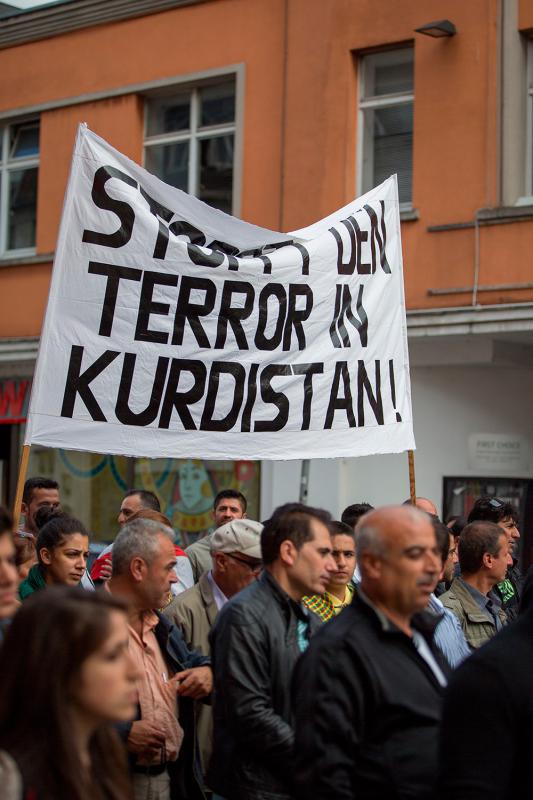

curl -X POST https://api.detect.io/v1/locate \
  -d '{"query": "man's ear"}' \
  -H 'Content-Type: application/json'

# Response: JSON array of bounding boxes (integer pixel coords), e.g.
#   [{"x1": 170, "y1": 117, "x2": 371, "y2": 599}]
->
[
  {"x1": 482, "y1": 552, "x2": 493, "y2": 570},
  {"x1": 359, "y1": 552, "x2": 382, "y2": 580},
  {"x1": 40, "y1": 547, "x2": 52, "y2": 566},
  {"x1": 279, "y1": 539, "x2": 297, "y2": 567},
  {"x1": 213, "y1": 552, "x2": 227, "y2": 573},
  {"x1": 130, "y1": 556, "x2": 147, "y2": 582},
  {"x1": 21, "y1": 501, "x2": 28, "y2": 517}
]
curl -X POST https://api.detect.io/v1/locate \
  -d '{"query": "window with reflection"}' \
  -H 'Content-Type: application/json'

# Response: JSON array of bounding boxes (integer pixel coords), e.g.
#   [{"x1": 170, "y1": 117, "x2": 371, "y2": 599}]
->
[
  {"x1": 0, "y1": 119, "x2": 39, "y2": 256},
  {"x1": 144, "y1": 79, "x2": 235, "y2": 213},
  {"x1": 358, "y1": 49, "x2": 414, "y2": 206}
]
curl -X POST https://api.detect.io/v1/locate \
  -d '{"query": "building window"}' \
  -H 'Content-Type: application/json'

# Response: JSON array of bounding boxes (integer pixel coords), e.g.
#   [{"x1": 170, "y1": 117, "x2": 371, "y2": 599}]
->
[
  {"x1": 358, "y1": 48, "x2": 414, "y2": 206},
  {"x1": 0, "y1": 119, "x2": 39, "y2": 257},
  {"x1": 527, "y1": 41, "x2": 533, "y2": 197},
  {"x1": 144, "y1": 79, "x2": 236, "y2": 214}
]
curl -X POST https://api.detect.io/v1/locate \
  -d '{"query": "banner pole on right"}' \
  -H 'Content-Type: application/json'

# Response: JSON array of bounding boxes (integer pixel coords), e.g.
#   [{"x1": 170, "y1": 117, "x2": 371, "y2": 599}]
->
[
  {"x1": 408, "y1": 450, "x2": 416, "y2": 505},
  {"x1": 12, "y1": 444, "x2": 31, "y2": 531}
]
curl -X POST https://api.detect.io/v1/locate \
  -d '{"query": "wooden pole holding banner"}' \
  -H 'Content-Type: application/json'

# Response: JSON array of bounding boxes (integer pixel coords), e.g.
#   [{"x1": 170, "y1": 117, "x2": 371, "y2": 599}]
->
[
  {"x1": 12, "y1": 444, "x2": 31, "y2": 531},
  {"x1": 408, "y1": 450, "x2": 416, "y2": 506}
]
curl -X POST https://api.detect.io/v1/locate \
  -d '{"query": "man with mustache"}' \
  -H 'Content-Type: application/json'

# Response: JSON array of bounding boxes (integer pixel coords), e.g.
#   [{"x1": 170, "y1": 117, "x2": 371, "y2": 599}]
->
[{"x1": 292, "y1": 505, "x2": 446, "y2": 800}]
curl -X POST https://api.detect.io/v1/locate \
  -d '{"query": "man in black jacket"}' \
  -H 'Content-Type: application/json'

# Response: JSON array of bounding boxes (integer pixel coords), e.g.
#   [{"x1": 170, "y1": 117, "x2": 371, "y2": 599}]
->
[
  {"x1": 207, "y1": 503, "x2": 335, "y2": 800},
  {"x1": 292, "y1": 505, "x2": 447, "y2": 800},
  {"x1": 108, "y1": 518, "x2": 211, "y2": 800},
  {"x1": 438, "y1": 605, "x2": 533, "y2": 799}
]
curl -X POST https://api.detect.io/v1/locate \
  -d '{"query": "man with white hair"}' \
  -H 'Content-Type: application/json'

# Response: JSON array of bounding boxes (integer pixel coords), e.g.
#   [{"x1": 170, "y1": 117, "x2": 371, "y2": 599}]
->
[
  {"x1": 108, "y1": 517, "x2": 211, "y2": 800},
  {"x1": 292, "y1": 505, "x2": 447, "y2": 800},
  {"x1": 164, "y1": 518, "x2": 263, "y2": 777}
]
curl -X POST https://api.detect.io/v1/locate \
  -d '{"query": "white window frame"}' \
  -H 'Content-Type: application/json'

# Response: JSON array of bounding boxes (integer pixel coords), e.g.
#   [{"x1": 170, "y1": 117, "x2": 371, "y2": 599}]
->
[
  {"x1": 143, "y1": 79, "x2": 237, "y2": 214},
  {"x1": 520, "y1": 40, "x2": 533, "y2": 203},
  {"x1": 0, "y1": 118, "x2": 39, "y2": 259},
  {"x1": 357, "y1": 47, "x2": 414, "y2": 210}
]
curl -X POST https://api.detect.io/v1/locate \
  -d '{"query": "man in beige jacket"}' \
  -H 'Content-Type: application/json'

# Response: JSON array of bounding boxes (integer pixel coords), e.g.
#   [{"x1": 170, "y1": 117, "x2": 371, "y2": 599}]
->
[
  {"x1": 164, "y1": 518, "x2": 263, "y2": 778},
  {"x1": 440, "y1": 520, "x2": 509, "y2": 650}
]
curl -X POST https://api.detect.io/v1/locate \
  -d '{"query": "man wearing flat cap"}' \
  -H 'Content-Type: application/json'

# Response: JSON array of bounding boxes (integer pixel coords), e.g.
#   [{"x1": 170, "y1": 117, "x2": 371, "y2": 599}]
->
[{"x1": 164, "y1": 518, "x2": 263, "y2": 779}]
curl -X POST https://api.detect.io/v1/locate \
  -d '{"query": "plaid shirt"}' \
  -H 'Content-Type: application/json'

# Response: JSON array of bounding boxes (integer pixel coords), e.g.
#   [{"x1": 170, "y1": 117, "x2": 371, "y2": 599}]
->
[{"x1": 303, "y1": 584, "x2": 355, "y2": 622}]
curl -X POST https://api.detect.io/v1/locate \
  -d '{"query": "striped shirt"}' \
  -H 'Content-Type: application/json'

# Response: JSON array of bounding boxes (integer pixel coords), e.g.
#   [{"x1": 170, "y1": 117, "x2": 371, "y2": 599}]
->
[{"x1": 428, "y1": 593, "x2": 470, "y2": 668}]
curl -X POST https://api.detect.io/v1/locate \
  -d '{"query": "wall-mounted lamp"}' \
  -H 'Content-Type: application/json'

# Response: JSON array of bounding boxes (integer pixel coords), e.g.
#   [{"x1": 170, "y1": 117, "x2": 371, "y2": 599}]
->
[{"x1": 415, "y1": 19, "x2": 457, "y2": 37}]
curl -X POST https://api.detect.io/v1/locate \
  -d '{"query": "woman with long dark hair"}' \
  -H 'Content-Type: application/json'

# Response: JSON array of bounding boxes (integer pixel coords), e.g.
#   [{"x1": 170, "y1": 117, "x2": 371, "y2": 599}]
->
[
  {"x1": 19, "y1": 512, "x2": 89, "y2": 599},
  {"x1": 0, "y1": 587, "x2": 138, "y2": 799}
]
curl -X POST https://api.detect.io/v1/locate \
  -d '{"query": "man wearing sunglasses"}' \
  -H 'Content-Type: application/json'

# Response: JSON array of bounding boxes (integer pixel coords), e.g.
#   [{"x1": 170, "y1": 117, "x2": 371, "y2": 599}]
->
[
  {"x1": 164, "y1": 518, "x2": 263, "y2": 781},
  {"x1": 467, "y1": 496, "x2": 523, "y2": 621}
]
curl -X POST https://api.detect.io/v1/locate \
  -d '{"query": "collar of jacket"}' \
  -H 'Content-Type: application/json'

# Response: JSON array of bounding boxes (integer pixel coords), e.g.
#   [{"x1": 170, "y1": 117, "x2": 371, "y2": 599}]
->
[
  {"x1": 27, "y1": 563, "x2": 46, "y2": 591},
  {"x1": 448, "y1": 577, "x2": 499, "y2": 624},
  {"x1": 153, "y1": 611, "x2": 186, "y2": 669},
  {"x1": 198, "y1": 571, "x2": 219, "y2": 625},
  {"x1": 261, "y1": 570, "x2": 310, "y2": 623},
  {"x1": 356, "y1": 588, "x2": 441, "y2": 639}
]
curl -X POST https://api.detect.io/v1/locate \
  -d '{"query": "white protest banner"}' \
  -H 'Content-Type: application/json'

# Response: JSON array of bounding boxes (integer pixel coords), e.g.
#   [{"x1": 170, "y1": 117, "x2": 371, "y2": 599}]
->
[{"x1": 25, "y1": 124, "x2": 415, "y2": 460}]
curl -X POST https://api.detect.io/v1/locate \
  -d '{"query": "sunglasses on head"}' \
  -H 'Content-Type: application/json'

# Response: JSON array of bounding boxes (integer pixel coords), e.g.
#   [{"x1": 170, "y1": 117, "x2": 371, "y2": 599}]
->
[{"x1": 488, "y1": 498, "x2": 504, "y2": 509}]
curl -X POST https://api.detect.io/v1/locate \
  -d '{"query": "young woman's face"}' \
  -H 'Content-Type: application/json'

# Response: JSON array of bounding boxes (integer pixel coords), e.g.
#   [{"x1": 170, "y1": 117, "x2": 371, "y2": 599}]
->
[
  {"x1": 41, "y1": 533, "x2": 89, "y2": 586},
  {"x1": 74, "y1": 610, "x2": 139, "y2": 724}
]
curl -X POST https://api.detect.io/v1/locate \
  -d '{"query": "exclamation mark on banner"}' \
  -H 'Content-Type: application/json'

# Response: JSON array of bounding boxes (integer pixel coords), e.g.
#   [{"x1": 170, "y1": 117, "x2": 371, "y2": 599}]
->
[{"x1": 389, "y1": 360, "x2": 402, "y2": 422}]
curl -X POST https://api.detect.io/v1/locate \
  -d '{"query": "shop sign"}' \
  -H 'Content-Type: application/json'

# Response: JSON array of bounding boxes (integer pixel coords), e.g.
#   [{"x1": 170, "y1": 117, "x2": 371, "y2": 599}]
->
[
  {"x1": 468, "y1": 433, "x2": 529, "y2": 472},
  {"x1": 0, "y1": 379, "x2": 30, "y2": 424}
]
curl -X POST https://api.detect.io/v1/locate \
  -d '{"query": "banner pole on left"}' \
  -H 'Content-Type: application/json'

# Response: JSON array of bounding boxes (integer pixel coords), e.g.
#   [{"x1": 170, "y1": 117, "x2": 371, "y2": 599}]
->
[
  {"x1": 12, "y1": 444, "x2": 31, "y2": 531},
  {"x1": 408, "y1": 450, "x2": 416, "y2": 506}
]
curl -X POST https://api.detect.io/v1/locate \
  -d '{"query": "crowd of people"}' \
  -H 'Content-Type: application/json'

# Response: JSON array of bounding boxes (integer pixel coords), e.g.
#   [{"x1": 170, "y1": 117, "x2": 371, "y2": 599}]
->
[{"x1": 0, "y1": 475, "x2": 531, "y2": 800}]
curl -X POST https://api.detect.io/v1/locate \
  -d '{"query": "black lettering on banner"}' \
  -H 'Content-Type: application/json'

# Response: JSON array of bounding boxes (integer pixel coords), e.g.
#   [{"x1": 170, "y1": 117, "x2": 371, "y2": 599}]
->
[
  {"x1": 209, "y1": 240, "x2": 239, "y2": 271},
  {"x1": 254, "y1": 284, "x2": 286, "y2": 351},
  {"x1": 186, "y1": 244, "x2": 225, "y2": 269},
  {"x1": 358, "y1": 360, "x2": 384, "y2": 426},
  {"x1": 82, "y1": 166, "x2": 136, "y2": 248},
  {"x1": 389, "y1": 359, "x2": 402, "y2": 422},
  {"x1": 214, "y1": 281, "x2": 254, "y2": 350},
  {"x1": 254, "y1": 364, "x2": 291, "y2": 432},
  {"x1": 351, "y1": 215, "x2": 371, "y2": 274},
  {"x1": 363, "y1": 202, "x2": 391, "y2": 274},
  {"x1": 292, "y1": 363, "x2": 324, "y2": 430},
  {"x1": 241, "y1": 363, "x2": 259, "y2": 432},
  {"x1": 331, "y1": 202, "x2": 391, "y2": 275},
  {"x1": 115, "y1": 353, "x2": 170, "y2": 425},
  {"x1": 139, "y1": 188, "x2": 174, "y2": 260},
  {"x1": 239, "y1": 241, "x2": 295, "y2": 275},
  {"x1": 330, "y1": 284, "x2": 368, "y2": 348},
  {"x1": 159, "y1": 359, "x2": 207, "y2": 430},
  {"x1": 258, "y1": 255, "x2": 272, "y2": 275},
  {"x1": 329, "y1": 285, "x2": 343, "y2": 348},
  {"x1": 61, "y1": 345, "x2": 120, "y2": 421},
  {"x1": 88, "y1": 261, "x2": 142, "y2": 337},
  {"x1": 282, "y1": 285, "x2": 313, "y2": 351},
  {"x1": 324, "y1": 361, "x2": 356, "y2": 429},
  {"x1": 329, "y1": 217, "x2": 357, "y2": 275},
  {"x1": 200, "y1": 362, "x2": 246, "y2": 431},
  {"x1": 292, "y1": 243, "x2": 310, "y2": 276},
  {"x1": 168, "y1": 220, "x2": 206, "y2": 245},
  {"x1": 134, "y1": 270, "x2": 179, "y2": 344},
  {"x1": 172, "y1": 277, "x2": 216, "y2": 347}
]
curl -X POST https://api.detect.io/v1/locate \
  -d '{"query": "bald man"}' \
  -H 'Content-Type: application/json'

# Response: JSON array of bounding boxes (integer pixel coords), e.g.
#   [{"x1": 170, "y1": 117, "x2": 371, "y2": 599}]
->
[
  {"x1": 292, "y1": 506, "x2": 447, "y2": 800},
  {"x1": 404, "y1": 496, "x2": 439, "y2": 516}
]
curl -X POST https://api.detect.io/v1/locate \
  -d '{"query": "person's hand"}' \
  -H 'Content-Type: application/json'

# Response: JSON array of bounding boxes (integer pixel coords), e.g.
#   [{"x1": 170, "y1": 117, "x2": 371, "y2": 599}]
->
[
  {"x1": 98, "y1": 559, "x2": 113, "y2": 580},
  {"x1": 172, "y1": 666, "x2": 212, "y2": 699},
  {"x1": 127, "y1": 720, "x2": 166, "y2": 759}
]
